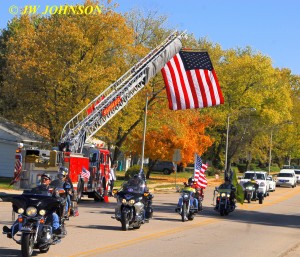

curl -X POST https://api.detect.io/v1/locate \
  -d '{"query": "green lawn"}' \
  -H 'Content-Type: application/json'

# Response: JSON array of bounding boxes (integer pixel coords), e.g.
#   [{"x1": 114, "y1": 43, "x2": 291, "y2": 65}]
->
[{"x1": 0, "y1": 178, "x2": 12, "y2": 189}]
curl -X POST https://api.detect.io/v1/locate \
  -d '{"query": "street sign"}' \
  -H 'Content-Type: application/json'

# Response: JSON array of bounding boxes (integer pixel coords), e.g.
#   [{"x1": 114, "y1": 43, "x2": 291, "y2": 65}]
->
[{"x1": 173, "y1": 149, "x2": 182, "y2": 162}]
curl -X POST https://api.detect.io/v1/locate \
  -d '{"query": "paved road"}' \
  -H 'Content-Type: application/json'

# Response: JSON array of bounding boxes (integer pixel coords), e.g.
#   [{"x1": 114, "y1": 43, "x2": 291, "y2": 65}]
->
[{"x1": 1, "y1": 185, "x2": 300, "y2": 257}]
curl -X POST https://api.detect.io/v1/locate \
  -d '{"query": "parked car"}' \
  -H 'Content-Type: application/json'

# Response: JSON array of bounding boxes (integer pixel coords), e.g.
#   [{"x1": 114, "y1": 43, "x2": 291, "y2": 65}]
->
[
  {"x1": 276, "y1": 169, "x2": 297, "y2": 188},
  {"x1": 294, "y1": 169, "x2": 300, "y2": 183},
  {"x1": 267, "y1": 175, "x2": 276, "y2": 192},
  {"x1": 150, "y1": 160, "x2": 176, "y2": 175},
  {"x1": 239, "y1": 171, "x2": 269, "y2": 197}
]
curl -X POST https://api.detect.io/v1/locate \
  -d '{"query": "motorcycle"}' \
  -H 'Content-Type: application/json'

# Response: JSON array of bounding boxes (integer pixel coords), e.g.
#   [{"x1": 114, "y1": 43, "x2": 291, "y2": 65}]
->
[
  {"x1": 113, "y1": 176, "x2": 153, "y2": 231},
  {"x1": 176, "y1": 188, "x2": 198, "y2": 222},
  {"x1": 3, "y1": 191, "x2": 66, "y2": 257},
  {"x1": 214, "y1": 187, "x2": 236, "y2": 216},
  {"x1": 243, "y1": 181, "x2": 264, "y2": 204}
]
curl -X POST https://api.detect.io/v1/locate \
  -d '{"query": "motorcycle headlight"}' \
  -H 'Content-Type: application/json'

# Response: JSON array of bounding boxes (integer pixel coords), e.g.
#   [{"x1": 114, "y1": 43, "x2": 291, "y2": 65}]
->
[
  {"x1": 129, "y1": 199, "x2": 135, "y2": 205},
  {"x1": 227, "y1": 194, "x2": 230, "y2": 197},
  {"x1": 183, "y1": 193, "x2": 189, "y2": 200},
  {"x1": 246, "y1": 186, "x2": 253, "y2": 190},
  {"x1": 39, "y1": 209, "x2": 46, "y2": 216},
  {"x1": 221, "y1": 193, "x2": 226, "y2": 197},
  {"x1": 17, "y1": 208, "x2": 24, "y2": 214},
  {"x1": 26, "y1": 207, "x2": 37, "y2": 217},
  {"x1": 121, "y1": 199, "x2": 127, "y2": 204}
]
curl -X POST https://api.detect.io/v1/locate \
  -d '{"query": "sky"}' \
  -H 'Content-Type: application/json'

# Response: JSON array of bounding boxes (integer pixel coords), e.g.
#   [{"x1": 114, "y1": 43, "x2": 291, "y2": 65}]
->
[{"x1": 0, "y1": 0, "x2": 299, "y2": 75}]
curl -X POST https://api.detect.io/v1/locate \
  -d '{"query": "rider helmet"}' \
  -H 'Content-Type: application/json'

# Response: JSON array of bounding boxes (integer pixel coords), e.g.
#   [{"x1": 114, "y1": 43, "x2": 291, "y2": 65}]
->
[
  {"x1": 41, "y1": 173, "x2": 51, "y2": 180},
  {"x1": 58, "y1": 166, "x2": 68, "y2": 179}
]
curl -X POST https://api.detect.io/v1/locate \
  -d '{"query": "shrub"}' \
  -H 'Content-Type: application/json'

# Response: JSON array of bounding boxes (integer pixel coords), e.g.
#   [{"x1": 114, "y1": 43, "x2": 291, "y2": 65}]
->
[{"x1": 124, "y1": 165, "x2": 148, "y2": 180}]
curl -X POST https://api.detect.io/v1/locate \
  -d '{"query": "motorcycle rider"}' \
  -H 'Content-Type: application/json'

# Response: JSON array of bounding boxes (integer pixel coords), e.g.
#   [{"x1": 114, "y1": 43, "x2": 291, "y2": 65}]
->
[
  {"x1": 2, "y1": 173, "x2": 62, "y2": 238},
  {"x1": 129, "y1": 173, "x2": 153, "y2": 221},
  {"x1": 243, "y1": 177, "x2": 259, "y2": 200},
  {"x1": 50, "y1": 166, "x2": 74, "y2": 219},
  {"x1": 175, "y1": 178, "x2": 199, "y2": 214},
  {"x1": 215, "y1": 176, "x2": 236, "y2": 209}
]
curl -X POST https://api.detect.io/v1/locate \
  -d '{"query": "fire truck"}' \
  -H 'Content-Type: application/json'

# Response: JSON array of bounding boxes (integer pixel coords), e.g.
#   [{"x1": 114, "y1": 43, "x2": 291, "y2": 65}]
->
[{"x1": 12, "y1": 30, "x2": 185, "y2": 202}]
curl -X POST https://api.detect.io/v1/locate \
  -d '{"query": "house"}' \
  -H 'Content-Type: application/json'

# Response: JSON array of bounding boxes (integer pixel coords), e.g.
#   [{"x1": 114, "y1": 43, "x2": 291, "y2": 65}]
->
[{"x1": 0, "y1": 117, "x2": 46, "y2": 178}]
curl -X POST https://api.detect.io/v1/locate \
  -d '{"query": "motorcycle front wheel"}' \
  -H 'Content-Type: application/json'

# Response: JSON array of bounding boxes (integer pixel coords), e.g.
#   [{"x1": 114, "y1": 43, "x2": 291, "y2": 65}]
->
[
  {"x1": 247, "y1": 194, "x2": 251, "y2": 203},
  {"x1": 121, "y1": 210, "x2": 130, "y2": 231},
  {"x1": 21, "y1": 233, "x2": 34, "y2": 257},
  {"x1": 181, "y1": 203, "x2": 187, "y2": 222}
]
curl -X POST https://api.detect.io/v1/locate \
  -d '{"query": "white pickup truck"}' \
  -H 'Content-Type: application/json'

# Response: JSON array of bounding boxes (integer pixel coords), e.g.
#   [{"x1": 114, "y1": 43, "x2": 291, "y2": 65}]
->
[{"x1": 239, "y1": 171, "x2": 269, "y2": 197}]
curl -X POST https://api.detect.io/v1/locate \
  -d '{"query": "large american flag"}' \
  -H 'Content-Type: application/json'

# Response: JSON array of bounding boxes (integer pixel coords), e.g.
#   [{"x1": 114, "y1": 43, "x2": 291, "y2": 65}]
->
[
  {"x1": 80, "y1": 167, "x2": 90, "y2": 180},
  {"x1": 161, "y1": 50, "x2": 224, "y2": 110},
  {"x1": 194, "y1": 154, "x2": 208, "y2": 189},
  {"x1": 10, "y1": 153, "x2": 23, "y2": 185}
]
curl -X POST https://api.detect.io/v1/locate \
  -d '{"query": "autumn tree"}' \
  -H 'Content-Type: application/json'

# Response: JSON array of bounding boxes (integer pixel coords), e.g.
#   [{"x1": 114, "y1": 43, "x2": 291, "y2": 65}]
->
[{"x1": 1, "y1": 0, "x2": 135, "y2": 144}]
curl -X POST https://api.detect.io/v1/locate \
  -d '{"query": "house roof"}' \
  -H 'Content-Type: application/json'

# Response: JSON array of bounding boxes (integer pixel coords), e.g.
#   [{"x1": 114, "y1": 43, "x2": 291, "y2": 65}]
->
[{"x1": 0, "y1": 116, "x2": 46, "y2": 144}]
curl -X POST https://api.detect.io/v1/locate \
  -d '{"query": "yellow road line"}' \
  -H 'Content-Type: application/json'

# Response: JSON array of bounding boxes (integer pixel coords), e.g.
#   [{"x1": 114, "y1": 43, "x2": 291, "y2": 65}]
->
[
  {"x1": 70, "y1": 218, "x2": 218, "y2": 257},
  {"x1": 71, "y1": 187, "x2": 300, "y2": 257}
]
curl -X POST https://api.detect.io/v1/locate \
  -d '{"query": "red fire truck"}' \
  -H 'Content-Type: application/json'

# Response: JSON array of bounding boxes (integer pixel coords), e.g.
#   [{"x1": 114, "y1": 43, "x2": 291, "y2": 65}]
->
[
  {"x1": 13, "y1": 143, "x2": 111, "y2": 202},
  {"x1": 12, "y1": 31, "x2": 185, "y2": 202}
]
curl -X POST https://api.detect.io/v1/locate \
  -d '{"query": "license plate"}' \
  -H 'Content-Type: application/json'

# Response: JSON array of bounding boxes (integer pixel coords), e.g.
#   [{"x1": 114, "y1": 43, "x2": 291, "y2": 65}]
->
[{"x1": 279, "y1": 180, "x2": 286, "y2": 182}]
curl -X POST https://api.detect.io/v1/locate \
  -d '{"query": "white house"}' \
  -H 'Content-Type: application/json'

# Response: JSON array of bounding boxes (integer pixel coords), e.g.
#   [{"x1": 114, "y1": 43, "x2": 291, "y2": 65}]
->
[{"x1": 0, "y1": 117, "x2": 45, "y2": 178}]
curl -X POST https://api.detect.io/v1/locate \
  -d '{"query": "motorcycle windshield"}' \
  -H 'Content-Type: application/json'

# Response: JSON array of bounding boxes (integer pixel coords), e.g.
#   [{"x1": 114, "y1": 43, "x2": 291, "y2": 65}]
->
[
  {"x1": 218, "y1": 188, "x2": 231, "y2": 194},
  {"x1": 120, "y1": 178, "x2": 146, "y2": 195},
  {"x1": 12, "y1": 193, "x2": 61, "y2": 213}
]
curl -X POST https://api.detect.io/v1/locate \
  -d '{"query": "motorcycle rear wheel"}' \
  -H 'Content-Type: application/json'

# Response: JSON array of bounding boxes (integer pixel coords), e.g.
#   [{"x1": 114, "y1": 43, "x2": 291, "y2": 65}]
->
[{"x1": 21, "y1": 233, "x2": 34, "y2": 257}]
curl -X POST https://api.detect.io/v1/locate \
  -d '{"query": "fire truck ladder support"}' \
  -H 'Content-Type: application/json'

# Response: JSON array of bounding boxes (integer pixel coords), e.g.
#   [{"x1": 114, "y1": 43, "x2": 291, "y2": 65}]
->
[{"x1": 60, "y1": 30, "x2": 185, "y2": 153}]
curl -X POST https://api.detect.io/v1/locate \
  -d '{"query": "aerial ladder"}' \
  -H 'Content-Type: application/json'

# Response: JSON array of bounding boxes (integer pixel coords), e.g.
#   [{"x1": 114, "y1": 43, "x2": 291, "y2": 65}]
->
[{"x1": 60, "y1": 31, "x2": 185, "y2": 153}]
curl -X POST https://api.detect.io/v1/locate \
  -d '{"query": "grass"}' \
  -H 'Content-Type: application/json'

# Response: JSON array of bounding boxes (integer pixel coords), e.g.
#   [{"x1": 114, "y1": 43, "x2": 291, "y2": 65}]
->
[
  {"x1": 0, "y1": 178, "x2": 13, "y2": 189},
  {"x1": 0, "y1": 172, "x2": 193, "y2": 190}
]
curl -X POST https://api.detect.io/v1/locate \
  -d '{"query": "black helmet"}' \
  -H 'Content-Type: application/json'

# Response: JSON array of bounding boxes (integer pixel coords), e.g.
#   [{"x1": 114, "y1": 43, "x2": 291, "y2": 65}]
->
[
  {"x1": 58, "y1": 166, "x2": 68, "y2": 176},
  {"x1": 41, "y1": 173, "x2": 51, "y2": 180}
]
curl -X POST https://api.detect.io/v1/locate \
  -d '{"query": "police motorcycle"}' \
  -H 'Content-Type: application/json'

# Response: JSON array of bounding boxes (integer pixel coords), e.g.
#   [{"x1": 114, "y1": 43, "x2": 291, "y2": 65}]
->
[
  {"x1": 175, "y1": 180, "x2": 199, "y2": 222},
  {"x1": 2, "y1": 190, "x2": 66, "y2": 257},
  {"x1": 214, "y1": 184, "x2": 236, "y2": 216},
  {"x1": 242, "y1": 180, "x2": 263, "y2": 204},
  {"x1": 112, "y1": 173, "x2": 153, "y2": 231}
]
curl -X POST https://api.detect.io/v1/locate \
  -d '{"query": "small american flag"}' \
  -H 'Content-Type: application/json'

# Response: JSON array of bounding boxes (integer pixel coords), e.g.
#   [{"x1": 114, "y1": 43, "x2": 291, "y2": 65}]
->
[
  {"x1": 194, "y1": 154, "x2": 208, "y2": 189},
  {"x1": 161, "y1": 50, "x2": 224, "y2": 110},
  {"x1": 10, "y1": 153, "x2": 23, "y2": 185},
  {"x1": 80, "y1": 167, "x2": 90, "y2": 180}
]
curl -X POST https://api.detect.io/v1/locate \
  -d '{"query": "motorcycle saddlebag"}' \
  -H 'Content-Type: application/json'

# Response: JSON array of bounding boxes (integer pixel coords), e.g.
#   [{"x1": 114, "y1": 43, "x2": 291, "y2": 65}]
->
[{"x1": 145, "y1": 206, "x2": 153, "y2": 219}]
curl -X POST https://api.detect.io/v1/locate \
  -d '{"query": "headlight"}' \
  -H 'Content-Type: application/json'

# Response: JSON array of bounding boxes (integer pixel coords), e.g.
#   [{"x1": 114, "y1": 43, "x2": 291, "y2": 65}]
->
[
  {"x1": 227, "y1": 194, "x2": 230, "y2": 197},
  {"x1": 183, "y1": 193, "x2": 189, "y2": 199},
  {"x1": 246, "y1": 186, "x2": 253, "y2": 190},
  {"x1": 129, "y1": 199, "x2": 135, "y2": 205},
  {"x1": 26, "y1": 207, "x2": 37, "y2": 217},
  {"x1": 221, "y1": 193, "x2": 226, "y2": 197},
  {"x1": 17, "y1": 208, "x2": 24, "y2": 214},
  {"x1": 121, "y1": 199, "x2": 127, "y2": 204},
  {"x1": 39, "y1": 209, "x2": 46, "y2": 216}
]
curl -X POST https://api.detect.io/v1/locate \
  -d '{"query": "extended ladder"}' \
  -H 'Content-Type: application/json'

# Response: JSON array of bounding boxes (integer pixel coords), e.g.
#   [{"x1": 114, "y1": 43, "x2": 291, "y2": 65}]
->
[{"x1": 60, "y1": 30, "x2": 185, "y2": 153}]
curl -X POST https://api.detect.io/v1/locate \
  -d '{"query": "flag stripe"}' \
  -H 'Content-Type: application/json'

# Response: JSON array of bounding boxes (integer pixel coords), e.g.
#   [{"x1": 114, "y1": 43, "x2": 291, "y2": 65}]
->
[
  {"x1": 161, "y1": 50, "x2": 224, "y2": 110},
  {"x1": 194, "y1": 154, "x2": 208, "y2": 189}
]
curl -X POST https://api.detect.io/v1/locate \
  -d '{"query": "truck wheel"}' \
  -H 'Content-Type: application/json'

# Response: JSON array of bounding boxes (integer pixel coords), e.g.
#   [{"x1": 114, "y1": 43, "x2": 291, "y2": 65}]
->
[{"x1": 163, "y1": 169, "x2": 171, "y2": 175}]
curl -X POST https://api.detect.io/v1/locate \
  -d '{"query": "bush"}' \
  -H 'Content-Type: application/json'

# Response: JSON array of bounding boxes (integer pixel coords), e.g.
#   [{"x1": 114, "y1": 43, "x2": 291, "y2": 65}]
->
[
  {"x1": 206, "y1": 167, "x2": 221, "y2": 177},
  {"x1": 124, "y1": 165, "x2": 148, "y2": 180}
]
